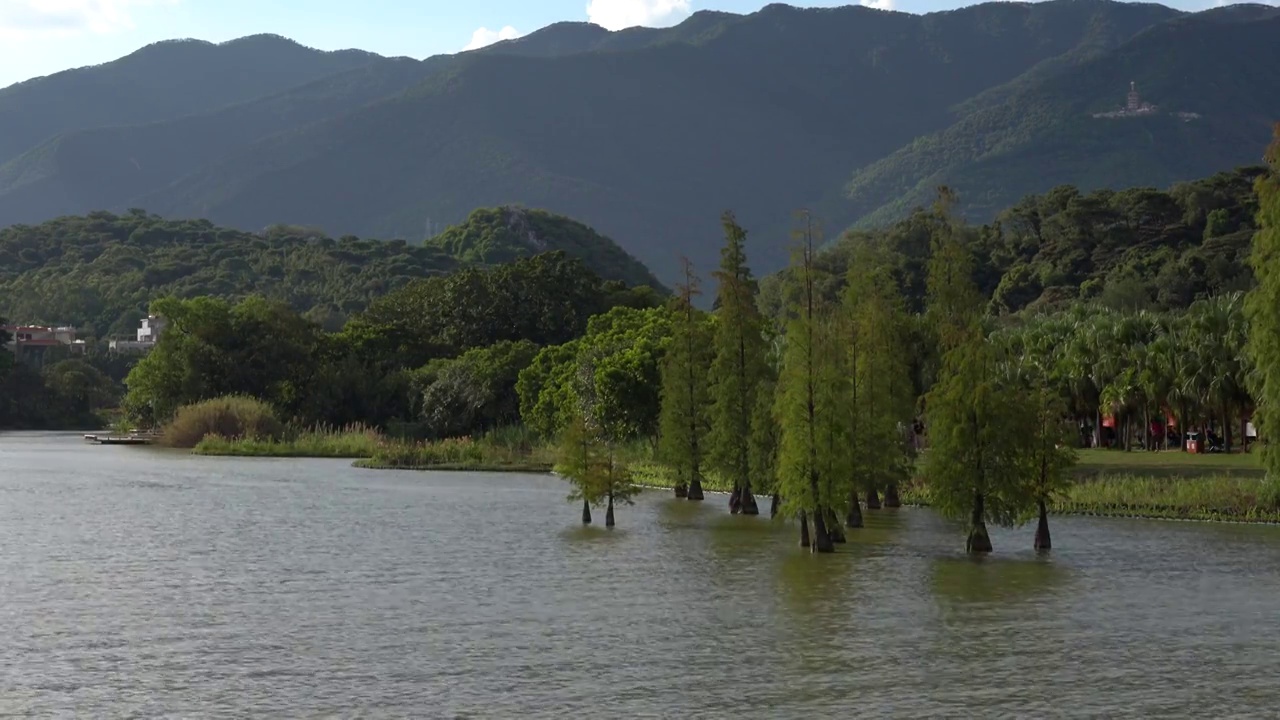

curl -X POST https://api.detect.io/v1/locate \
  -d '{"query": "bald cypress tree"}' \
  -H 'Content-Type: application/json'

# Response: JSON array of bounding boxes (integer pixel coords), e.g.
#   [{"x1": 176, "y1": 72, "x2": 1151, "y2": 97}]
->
[
  {"x1": 775, "y1": 212, "x2": 838, "y2": 552},
  {"x1": 658, "y1": 258, "x2": 713, "y2": 500},
  {"x1": 842, "y1": 246, "x2": 916, "y2": 527},
  {"x1": 560, "y1": 367, "x2": 639, "y2": 527},
  {"x1": 922, "y1": 189, "x2": 1034, "y2": 553},
  {"x1": 708, "y1": 212, "x2": 770, "y2": 515}
]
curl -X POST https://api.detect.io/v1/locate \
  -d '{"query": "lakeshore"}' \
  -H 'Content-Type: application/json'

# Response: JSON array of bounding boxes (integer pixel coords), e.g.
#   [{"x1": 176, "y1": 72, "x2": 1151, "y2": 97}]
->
[{"x1": 165, "y1": 433, "x2": 1280, "y2": 525}]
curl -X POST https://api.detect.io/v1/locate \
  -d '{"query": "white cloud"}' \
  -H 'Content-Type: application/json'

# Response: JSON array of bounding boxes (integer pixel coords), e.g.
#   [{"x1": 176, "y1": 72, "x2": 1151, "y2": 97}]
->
[
  {"x1": 861, "y1": 0, "x2": 895, "y2": 9},
  {"x1": 585, "y1": 0, "x2": 692, "y2": 31},
  {"x1": 462, "y1": 25, "x2": 522, "y2": 51},
  {"x1": 0, "y1": 0, "x2": 178, "y2": 39}
]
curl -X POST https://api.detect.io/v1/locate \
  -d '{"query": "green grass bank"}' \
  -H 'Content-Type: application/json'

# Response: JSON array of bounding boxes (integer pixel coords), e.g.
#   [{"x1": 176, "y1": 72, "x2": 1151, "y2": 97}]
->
[{"x1": 904, "y1": 449, "x2": 1280, "y2": 524}]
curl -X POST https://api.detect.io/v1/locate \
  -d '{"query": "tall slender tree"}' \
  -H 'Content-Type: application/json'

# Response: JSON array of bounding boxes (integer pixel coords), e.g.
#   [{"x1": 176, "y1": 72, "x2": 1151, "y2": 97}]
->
[
  {"x1": 1023, "y1": 386, "x2": 1077, "y2": 550},
  {"x1": 1247, "y1": 123, "x2": 1280, "y2": 484},
  {"x1": 708, "y1": 212, "x2": 770, "y2": 515},
  {"x1": 559, "y1": 410, "x2": 601, "y2": 525},
  {"x1": 922, "y1": 190, "x2": 1035, "y2": 553},
  {"x1": 775, "y1": 211, "x2": 839, "y2": 552},
  {"x1": 842, "y1": 246, "x2": 916, "y2": 526},
  {"x1": 658, "y1": 258, "x2": 713, "y2": 500},
  {"x1": 749, "y1": 366, "x2": 782, "y2": 518}
]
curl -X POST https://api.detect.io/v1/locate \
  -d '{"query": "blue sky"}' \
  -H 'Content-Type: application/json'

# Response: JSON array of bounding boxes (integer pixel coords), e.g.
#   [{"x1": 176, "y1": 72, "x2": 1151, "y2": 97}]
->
[{"x1": 0, "y1": 0, "x2": 1259, "y2": 89}]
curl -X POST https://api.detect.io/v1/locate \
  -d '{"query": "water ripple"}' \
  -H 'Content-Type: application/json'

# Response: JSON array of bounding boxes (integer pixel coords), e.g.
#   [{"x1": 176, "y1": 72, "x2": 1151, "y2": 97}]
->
[{"x1": 2, "y1": 433, "x2": 1280, "y2": 717}]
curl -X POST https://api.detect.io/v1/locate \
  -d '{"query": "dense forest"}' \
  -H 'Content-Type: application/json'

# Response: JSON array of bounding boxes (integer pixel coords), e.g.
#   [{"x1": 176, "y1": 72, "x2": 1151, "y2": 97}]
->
[
  {"x1": 763, "y1": 167, "x2": 1264, "y2": 317},
  {"x1": 0, "y1": 206, "x2": 656, "y2": 337},
  {"x1": 118, "y1": 251, "x2": 661, "y2": 431},
  {"x1": 3, "y1": 1, "x2": 1276, "y2": 286}
]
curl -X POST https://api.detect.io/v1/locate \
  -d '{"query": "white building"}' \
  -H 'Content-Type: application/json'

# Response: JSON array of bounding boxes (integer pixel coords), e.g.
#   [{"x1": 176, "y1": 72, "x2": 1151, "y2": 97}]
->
[{"x1": 109, "y1": 315, "x2": 168, "y2": 353}]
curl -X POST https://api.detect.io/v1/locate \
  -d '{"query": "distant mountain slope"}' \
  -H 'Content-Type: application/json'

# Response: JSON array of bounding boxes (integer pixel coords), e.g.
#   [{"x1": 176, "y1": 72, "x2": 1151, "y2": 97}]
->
[
  {"x1": 0, "y1": 57, "x2": 438, "y2": 227},
  {"x1": 0, "y1": 12, "x2": 726, "y2": 233},
  {"x1": 842, "y1": 6, "x2": 1280, "y2": 228},
  {"x1": 0, "y1": 35, "x2": 383, "y2": 167},
  {"x1": 130, "y1": 0, "x2": 1173, "y2": 284}
]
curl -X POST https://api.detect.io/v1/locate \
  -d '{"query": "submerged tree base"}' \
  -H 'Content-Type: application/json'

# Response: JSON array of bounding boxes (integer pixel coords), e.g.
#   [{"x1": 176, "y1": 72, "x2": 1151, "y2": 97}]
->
[
  {"x1": 688, "y1": 479, "x2": 705, "y2": 501},
  {"x1": 674, "y1": 483, "x2": 688, "y2": 499},
  {"x1": 729, "y1": 488, "x2": 742, "y2": 514},
  {"x1": 582, "y1": 499, "x2": 592, "y2": 525},
  {"x1": 800, "y1": 511, "x2": 811, "y2": 547},
  {"x1": 770, "y1": 493, "x2": 781, "y2": 518},
  {"x1": 811, "y1": 509, "x2": 836, "y2": 553},
  {"x1": 1034, "y1": 501, "x2": 1051, "y2": 551},
  {"x1": 866, "y1": 489, "x2": 882, "y2": 510},
  {"x1": 742, "y1": 489, "x2": 760, "y2": 516},
  {"x1": 826, "y1": 509, "x2": 846, "y2": 543},
  {"x1": 967, "y1": 522, "x2": 993, "y2": 553},
  {"x1": 846, "y1": 492, "x2": 864, "y2": 529},
  {"x1": 606, "y1": 497, "x2": 616, "y2": 528},
  {"x1": 884, "y1": 484, "x2": 902, "y2": 508}
]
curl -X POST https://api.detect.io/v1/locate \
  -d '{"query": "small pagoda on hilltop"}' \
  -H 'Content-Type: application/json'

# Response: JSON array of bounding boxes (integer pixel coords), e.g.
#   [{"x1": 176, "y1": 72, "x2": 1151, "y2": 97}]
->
[
  {"x1": 1094, "y1": 81, "x2": 1158, "y2": 118},
  {"x1": 1092, "y1": 82, "x2": 1202, "y2": 121}
]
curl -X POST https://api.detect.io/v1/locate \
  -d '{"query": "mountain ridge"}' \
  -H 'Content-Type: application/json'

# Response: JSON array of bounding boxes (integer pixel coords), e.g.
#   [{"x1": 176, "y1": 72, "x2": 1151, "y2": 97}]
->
[{"x1": 0, "y1": 0, "x2": 1274, "y2": 287}]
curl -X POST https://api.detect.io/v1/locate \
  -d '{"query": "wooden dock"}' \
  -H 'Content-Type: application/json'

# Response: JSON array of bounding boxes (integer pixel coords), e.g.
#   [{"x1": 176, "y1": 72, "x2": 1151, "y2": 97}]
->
[{"x1": 84, "y1": 433, "x2": 159, "y2": 446}]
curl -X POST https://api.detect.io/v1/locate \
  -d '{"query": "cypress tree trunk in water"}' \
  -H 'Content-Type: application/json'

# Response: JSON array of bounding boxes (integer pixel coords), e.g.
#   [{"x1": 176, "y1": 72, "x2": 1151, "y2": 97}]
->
[
  {"x1": 742, "y1": 488, "x2": 760, "y2": 516},
  {"x1": 799, "y1": 510, "x2": 811, "y2": 547},
  {"x1": 688, "y1": 477, "x2": 705, "y2": 501},
  {"x1": 967, "y1": 492, "x2": 993, "y2": 553},
  {"x1": 729, "y1": 488, "x2": 742, "y2": 514},
  {"x1": 846, "y1": 490, "x2": 864, "y2": 528},
  {"x1": 770, "y1": 493, "x2": 780, "y2": 518},
  {"x1": 582, "y1": 499, "x2": 592, "y2": 525},
  {"x1": 811, "y1": 506, "x2": 835, "y2": 553},
  {"x1": 866, "y1": 489, "x2": 882, "y2": 509},
  {"x1": 1034, "y1": 498, "x2": 1051, "y2": 551},
  {"x1": 884, "y1": 484, "x2": 902, "y2": 508},
  {"x1": 674, "y1": 483, "x2": 688, "y2": 499},
  {"x1": 826, "y1": 508, "x2": 846, "y2": 543},
  {"x1": 605, "y1": 494, "x2": 616, "y2": 528}
]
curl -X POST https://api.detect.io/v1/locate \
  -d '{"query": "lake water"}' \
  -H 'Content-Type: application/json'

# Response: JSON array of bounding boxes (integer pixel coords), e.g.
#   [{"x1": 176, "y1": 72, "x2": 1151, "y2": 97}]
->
[{"x1": 3, "y1": 432, "x2": 1280, "y2": 717}]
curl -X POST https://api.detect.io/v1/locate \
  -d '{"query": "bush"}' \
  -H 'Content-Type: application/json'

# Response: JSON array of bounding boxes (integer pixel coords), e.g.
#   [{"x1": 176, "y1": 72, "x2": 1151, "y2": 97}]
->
[{"x1": 163, "y1": 395, "x2": 284, "y2": 448}]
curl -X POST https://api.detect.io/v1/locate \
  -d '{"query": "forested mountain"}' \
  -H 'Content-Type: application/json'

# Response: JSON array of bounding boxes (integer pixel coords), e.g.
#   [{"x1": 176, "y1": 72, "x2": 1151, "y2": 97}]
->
[
  {"x1": 0, "y1": 208, "x2": 658, "y2": 337},
  {"x1": 0, "y1": 35, "x2": 384, "y2": 166},
  {"x1": 1, "y1": 1, "x2": 1275, "y2": 287},
  {"x1": 842, "y1": 5, "x2": 1280, "y2": 229}
]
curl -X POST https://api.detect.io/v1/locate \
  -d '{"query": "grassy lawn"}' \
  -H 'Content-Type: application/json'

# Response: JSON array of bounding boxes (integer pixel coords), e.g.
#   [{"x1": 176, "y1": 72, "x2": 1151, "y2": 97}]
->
[{"x1": 1073, "y1": 448, "x2": 1264, "y2": 478}]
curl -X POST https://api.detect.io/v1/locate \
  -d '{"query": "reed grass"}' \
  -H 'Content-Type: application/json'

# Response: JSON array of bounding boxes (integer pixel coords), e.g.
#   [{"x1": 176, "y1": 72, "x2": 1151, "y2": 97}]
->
[
  {"x1": 194, "y1": 423, "x2": 383, "y2": 458},
  {"x1": 356, "y1": 430, "x2": 557, "y2": 471}
]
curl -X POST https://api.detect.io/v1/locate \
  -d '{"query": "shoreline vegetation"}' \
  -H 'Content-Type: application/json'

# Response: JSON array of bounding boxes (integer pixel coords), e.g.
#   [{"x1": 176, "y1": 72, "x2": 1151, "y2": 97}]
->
[{"x1": 179, "y1": 425, "x2": 1280, "y2": 525}]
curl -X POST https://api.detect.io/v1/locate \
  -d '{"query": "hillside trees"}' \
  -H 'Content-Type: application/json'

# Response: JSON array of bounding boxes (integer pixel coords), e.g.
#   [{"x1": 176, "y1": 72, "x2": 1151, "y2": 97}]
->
[{"x1": 0, "y1": 212, "x2": 661, "y2": 342}]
